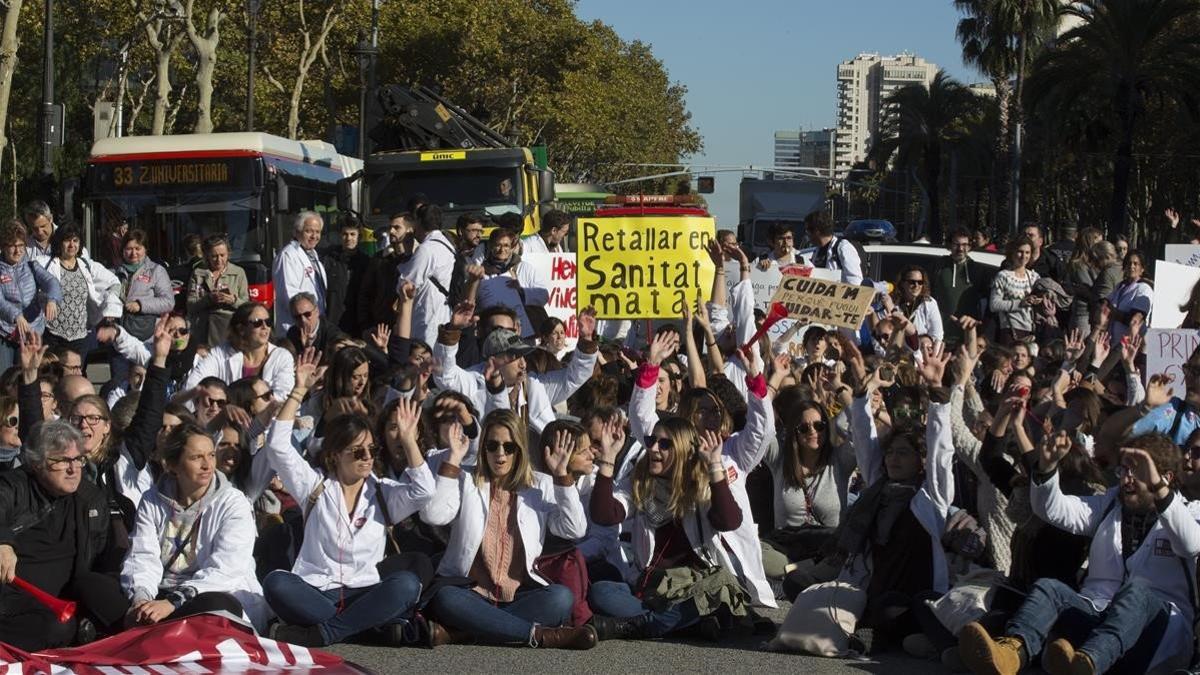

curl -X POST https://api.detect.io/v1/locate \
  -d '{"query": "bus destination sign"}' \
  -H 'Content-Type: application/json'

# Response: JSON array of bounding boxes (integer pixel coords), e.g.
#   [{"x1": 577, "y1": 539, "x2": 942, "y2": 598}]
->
[{"x1": 86, "y1": 157, "x2": 259, "y2": 194}]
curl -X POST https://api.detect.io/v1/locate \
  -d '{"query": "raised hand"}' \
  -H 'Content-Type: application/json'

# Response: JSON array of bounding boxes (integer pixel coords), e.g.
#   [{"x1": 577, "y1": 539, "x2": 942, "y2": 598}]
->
[
  {"x1": 224, "y1": 404, "x2": 252, "y2": 430},
  {"x1": 1039, "y1": 429, "x2": 1072, "y2": 473},
  {"x1": 578, "y1": 306, "x2": 597, "y2": 342},
  {"x1": 466, "y1": 264, "x2": 485, "y2": 282},
  {"x1": 1121, "y1": 333, "x2": 1142, "y2": 367},
  {"x1": 543, "y1": 428, "x2": 574, "y2": 477},
  {"x1": 400, "y1": 280, "x2": 416, "y2": 302},
  {"x1": 450, "y1": 301, "x2": 476, "y2": 330},
  {"x1": 951, "y1": 344, "x2": 979, "y2": 386},
  {"x1": 646, "y1": 331, "x2": 679, "y2": 367},
  {"x1": 484, "y1": 357, "x2": 504, "y2": 390},
  {"x1": 1145, "y1": 373, "x2": 1175, "y2": 409},
  {"x1": 1120, "y1": 447, "x2": 1164, "y2": 491},
  {"x1": 697, "y1": 429, "x2": 725, "y2": 469},
  {"x1": 725, "y1": 242, "x2": 749, "y2": 265},
  {"x1": 371, "y1": 323, "x2": 392, "y2": 350},
  {"x1": 294, "y1": 347, "x2": 324, "y2": 391},
  {"x1": 597, "y1": 418, "x2": 625, "y2": 464},
  {"x1": 18, "y1": 330, "x2": 46, "y2": 378},
  {"x1": 395, "y1": 398, "x2": 421, "y2": 445},
  {"x1": 705, "y1": 239, "x2": 724, "y2": 267},
  {"x1": 1063, "y1": 328, "x2": 1086, "y2": 363},
  {"x1": 1092, "y1": 332, "x2": 1111, "y2": 366},
  {"x1": 446, "y1": 422, "x2": 469, "y2": 464},
  {"x1": 1166, "y1": 208, "x2": 1181, "y2": 229},
  {"x1": 151, "y1": 315, "x2": 173, "y2": 362},
  {"x1": 919, "y1": 342, "x2": 951, "y2": 386}
]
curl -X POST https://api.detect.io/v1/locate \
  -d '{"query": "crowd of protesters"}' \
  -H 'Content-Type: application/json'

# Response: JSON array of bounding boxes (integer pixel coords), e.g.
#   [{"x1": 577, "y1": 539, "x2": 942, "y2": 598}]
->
[{"x1": 2, "y1": 196, "x2": 1200, "y2": 675}]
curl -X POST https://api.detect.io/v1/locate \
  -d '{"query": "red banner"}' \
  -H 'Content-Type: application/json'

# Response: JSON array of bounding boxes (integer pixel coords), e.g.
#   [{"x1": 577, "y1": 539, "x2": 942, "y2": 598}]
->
[{"x1": 0, "y1": 613, "x2": 364, "y2": 675}]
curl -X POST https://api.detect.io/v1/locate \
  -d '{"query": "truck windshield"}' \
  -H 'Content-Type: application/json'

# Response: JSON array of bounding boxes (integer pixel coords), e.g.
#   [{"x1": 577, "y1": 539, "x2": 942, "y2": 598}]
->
[
  {"x1": 368, "y1": 166, "x2": 522, "y2": 216},
  {"x1": 87, "y1": 191, "x2": 260, "y2": 267}
]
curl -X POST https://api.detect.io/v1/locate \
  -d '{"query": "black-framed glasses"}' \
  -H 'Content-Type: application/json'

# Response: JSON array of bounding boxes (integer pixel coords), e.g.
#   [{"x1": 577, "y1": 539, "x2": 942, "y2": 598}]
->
[
  {"x1": 484, "y1": 440, "x2": 519, "y2": 455},
  {"x1": 69, "y1": 414, "x2": 108, "y2": 427},
  {"x1": 248, "y1": 318, "x2": 273, "y2": 329},
  {"x1": 45, "y1": 455, "x2": 86, "y2": 470},
  {"x1": 796, "y1": 421, "x2": 827, "y2": 434},
  {"x1": 643, "y1": 436, "x2": 674, "y2": 451}
]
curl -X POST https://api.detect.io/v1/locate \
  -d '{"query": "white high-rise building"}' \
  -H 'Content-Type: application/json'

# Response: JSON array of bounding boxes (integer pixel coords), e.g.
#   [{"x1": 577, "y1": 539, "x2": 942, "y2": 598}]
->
[{"x1": 834, "y1": 53, "x2": 938, "y2": 177}]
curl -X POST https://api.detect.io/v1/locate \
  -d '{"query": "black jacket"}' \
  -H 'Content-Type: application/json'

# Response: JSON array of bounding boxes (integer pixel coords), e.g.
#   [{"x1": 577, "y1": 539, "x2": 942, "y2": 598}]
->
[
  {"x1": 0, "y1": 466, "x2": 111, "y2": 576},
  {"x1": 320, "y1": 246, "x2": 370, "y2": 335}
]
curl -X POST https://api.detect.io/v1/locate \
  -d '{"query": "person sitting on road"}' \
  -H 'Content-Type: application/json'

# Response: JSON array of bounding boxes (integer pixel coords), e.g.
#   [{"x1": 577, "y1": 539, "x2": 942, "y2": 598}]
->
[{"x1": 184, "y1": 302, "x2": 295, "y2": 400}]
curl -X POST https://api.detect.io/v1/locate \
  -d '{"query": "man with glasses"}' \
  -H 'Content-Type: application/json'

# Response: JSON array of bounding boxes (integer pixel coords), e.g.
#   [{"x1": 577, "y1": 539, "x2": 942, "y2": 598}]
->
[
  {"x1": 932, "y1": 227, "x2": 992, "y2": 349},
  {"x1": 190, "y1": 377, "x2": 229, "y2": 426},
  {"x1": 285, "y1": 292, "x2": 345, "y2": 355},
  {"x1": 0, "y1": 421, "x2": 128, "y2": 650}
]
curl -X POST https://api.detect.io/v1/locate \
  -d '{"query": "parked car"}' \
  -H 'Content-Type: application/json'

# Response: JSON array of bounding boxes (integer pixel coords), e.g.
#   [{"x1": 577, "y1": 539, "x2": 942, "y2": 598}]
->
[{"x1": 844, "y1": 219, "x2": 898, "y2": 242}]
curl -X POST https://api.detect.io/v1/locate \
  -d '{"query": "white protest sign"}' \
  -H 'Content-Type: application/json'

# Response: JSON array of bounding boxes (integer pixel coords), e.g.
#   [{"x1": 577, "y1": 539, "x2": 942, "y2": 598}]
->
[
  {"x1": 1145, "y1": 329, "x2": 1200, "y2": 384},
  {"x1": 1151, "y1": 260, "x2": 1200, "y2": 329},
  {"x1": 523, "y1": 251, "x2": 578, "y2": 352},
  {"x1": 1165, "y1": 244, "x2": 1200, "y2": 267}
]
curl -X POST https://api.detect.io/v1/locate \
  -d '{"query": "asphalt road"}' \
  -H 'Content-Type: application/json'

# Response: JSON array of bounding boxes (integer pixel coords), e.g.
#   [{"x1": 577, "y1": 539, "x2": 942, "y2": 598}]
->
[{"x1": 324, "y1": 604, "x2": 948, "y2": 675}]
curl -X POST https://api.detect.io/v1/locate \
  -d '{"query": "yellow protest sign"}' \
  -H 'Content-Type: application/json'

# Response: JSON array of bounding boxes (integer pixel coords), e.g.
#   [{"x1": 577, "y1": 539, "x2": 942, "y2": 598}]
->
[
  {"x1": 578, "y1": 215, "x2": 716, "y2": 318},
  {"x1": 769, "y1": 275, "x2": 875, "y2": 330}
]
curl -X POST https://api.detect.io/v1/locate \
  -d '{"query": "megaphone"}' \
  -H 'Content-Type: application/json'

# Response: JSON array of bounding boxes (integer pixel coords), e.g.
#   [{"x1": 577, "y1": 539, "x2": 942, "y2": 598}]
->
[
  {"x1": 741, "y1": 302, "x2": 790, "y2": 354},
  {"x1": 12, "y1": 576, "x2": 76, "y2": 623}
]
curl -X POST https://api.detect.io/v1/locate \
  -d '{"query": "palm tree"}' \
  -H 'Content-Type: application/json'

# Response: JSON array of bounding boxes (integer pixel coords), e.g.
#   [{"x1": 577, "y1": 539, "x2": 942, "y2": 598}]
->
[
  {"x1": 954, "y1": 0, "x2": 1059, "y2": 234},
  {"x1": 870, "y1": 70, "x2": 979, "y2": 245},
  {"x1": 1026, "y1": 0, "x2": 1200, "y2": 240}
]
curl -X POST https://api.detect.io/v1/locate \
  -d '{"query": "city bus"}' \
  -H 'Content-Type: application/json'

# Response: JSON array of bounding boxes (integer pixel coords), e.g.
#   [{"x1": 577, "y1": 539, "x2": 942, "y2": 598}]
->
[{"x1": 81, "y1": 132, "x2": 361, "y2": 310}]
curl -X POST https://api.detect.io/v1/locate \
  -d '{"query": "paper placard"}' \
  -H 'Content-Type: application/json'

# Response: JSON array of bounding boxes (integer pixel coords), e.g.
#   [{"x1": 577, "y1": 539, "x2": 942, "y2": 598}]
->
[
  {"x1": 1151, "y1": 260, "x2": 1200, "y2": 329},
  {"x1": 578, "y1": 215, "x2": 716, "y2": 318},
  {"x1": 1164, "y1": 244, "x2": 1200, "y2": 267},
  {"x1": 522, "y1": 251, "x2": 578, "y2": 352},
  {"x1": 768, "y1": 276, "x2": 875, "y2": 330},
  {"x1": 1145, "y1": 328, "x2": 1200, "y2": 384}
]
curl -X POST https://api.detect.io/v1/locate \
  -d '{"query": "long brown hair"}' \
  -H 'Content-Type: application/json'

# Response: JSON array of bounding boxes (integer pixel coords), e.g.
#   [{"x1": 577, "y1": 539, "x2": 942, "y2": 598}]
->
[
  {"x1": 781, "y1": 399, "x2": 834, "y2": 489},
  {"x1": 891, "y1": 264, "x2": 931, "y2": 307},
  {"x1": 631, "y1": 416, "x2": 710, "y2": 519}
]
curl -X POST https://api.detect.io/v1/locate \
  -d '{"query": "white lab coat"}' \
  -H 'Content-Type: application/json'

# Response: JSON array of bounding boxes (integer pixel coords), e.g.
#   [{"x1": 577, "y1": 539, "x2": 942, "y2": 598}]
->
[
  {"x1": 183, "y1": 341, "x2": 296, "y2": 401},
  {"x1": 265, "y1": 418, "x2": 435, "y2": 590},
  {"x1": 121, "y1": 473, "x2": 270, "y2": 631},
  {"x1": 424, "y1": 468, "x2": 587, "y2": 583},
  {"x1": 627, "y1": 364, "x2": 778, "y2": 607},
  {"x1": 272, "y1": 240, "x2": 327, "y2": 333},
  {"x1": 398, "y1": 230, "x2": 456, "y2": 347},
  {"x1": 1032, "y1": 477, "x2": 1200, "y2": 673},
  {"x1": 433, "y1": 339, "x2": 598, "y2": 435}
]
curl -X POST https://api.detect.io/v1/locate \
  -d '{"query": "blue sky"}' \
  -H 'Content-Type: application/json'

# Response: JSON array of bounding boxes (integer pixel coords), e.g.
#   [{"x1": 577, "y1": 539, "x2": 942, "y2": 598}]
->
[{"x1": 574, "y1": 0, "x2": 980, "y2": 226}]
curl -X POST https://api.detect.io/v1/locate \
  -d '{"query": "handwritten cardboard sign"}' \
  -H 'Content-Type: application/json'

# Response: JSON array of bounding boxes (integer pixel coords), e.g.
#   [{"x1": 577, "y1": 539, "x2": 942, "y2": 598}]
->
[
  {"x1": 1145, "y1": 328, "x2": 1200, "y2": 384},
  {"x1": 768, "y1": 276, "x2": 875, "y2": 330},
  {"x1": 522, "y1": 251, "x2": 578, "y2": 353}
]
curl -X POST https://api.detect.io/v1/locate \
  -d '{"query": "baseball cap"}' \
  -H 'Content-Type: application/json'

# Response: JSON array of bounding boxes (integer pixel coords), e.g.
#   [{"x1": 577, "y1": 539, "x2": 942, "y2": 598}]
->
[{"x1": 482, "y1": 328, "x2": 535, "y2": 360}]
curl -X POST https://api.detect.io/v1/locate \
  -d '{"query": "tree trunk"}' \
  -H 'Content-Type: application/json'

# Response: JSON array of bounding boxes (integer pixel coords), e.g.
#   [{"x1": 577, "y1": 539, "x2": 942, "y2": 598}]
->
[
  {"x1": 286, "y1": 1, "x2": 343, "y2": 139},
  {"x1": 1110, "y1": 98, "x2": 1136, "y2": 241},
  {"x1": 991, "y1": 77, "x2": 1011, "y2": 233},
  {"x1": 147, "y1": 21, "x2": 183, "y2": 136},
  {"x1": 0, "y1": 0, "x2": 23, "y2": 178},
  {"x1": 186, "y1": 1, "x2": 222, "y2": 134},
  {"x1": 1009, "y1": 32, "x2": 1028, "y2": 236}
]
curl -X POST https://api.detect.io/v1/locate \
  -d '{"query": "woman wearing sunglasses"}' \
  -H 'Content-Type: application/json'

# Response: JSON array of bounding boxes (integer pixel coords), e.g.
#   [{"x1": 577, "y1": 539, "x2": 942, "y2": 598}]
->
[
  {"x1": 586, "y1": 416, "x2": 744, "y2": 641},
  {"x1": 120, "y1": 420, "x2": 269, "y2": 631},
  {"x1": 0, "y1": 396, "x2": 20, "y2": 470},
  {"x1": 886, "y1": 265, "x2": 943, "y2": 345},
  {"x1": 423, "y1": 409, "x2": 597, "y2": 650},
  {"x1": 262, "y1": 349, "x2": 435, "y2": 647},
  {"x1": 184, "y1": 302, "x2": 295, "y2": 400},
  {"x1": 629, "y1": 331, "x2": 781, "y2": 611}
]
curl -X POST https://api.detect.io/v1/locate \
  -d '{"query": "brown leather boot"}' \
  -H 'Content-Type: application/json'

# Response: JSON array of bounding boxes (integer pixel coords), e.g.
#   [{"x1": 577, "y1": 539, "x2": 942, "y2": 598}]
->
[
  {"x1": 427, "y1": 620, "x2": 474, "y2": 647},
  {"x1": 958, "y1": 621, "x2": 1026, "y2": 675},
  {"x1": 531, "y1": 624, "x2": 598, "y2": 650},
  {"x1": 1042, "y1": 639, "x2": 1095, "y2": 675}
]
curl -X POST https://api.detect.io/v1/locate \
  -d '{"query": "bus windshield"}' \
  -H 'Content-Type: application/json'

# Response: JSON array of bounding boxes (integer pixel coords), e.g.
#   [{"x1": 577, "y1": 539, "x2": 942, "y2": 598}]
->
[
  {"x1": 87, "y1": 191, "x2": 261, "y2": 267},
  {"x1": 368, "y1": 166, "x2": 523, "y2": 216}
]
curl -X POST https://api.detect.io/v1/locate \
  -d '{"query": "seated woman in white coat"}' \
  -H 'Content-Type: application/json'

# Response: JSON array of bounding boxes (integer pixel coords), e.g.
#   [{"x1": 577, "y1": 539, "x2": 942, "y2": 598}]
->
[
  {"x1": 423, "y1": 409, "x2": 598, "y2": 650},
  {"x1": 803, "y1": 343, "x2": 954, "y2": 654},
  {"x1": 262, "y1": 350, "x2": 434, "y2": 647},
  {"x1": 120, "y1": 420, "x2": 269, "y2": 631},
  {"x1": 587, "y1": 416, "x2": 748, "y2": 641},
  {"x1": 183, "y1": 302, "x2": 295, "y2": 400}
]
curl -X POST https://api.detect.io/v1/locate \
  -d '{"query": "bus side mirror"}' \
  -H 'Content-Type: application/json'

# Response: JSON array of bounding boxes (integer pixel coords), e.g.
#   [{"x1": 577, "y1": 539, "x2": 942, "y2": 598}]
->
[
  {"x1": 274, "y1": 176, "x2": 289, "y2": 213},
  {"x1": 337, "y1": 171, "x2": 362, "y2": 213},
  {"x1": 537, "y1": 168, "x2": 555, "y2": 205}
]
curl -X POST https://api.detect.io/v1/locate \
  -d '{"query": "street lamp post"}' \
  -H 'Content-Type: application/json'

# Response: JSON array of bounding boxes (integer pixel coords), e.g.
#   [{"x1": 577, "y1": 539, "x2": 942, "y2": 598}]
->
[
  {"x1": 39, "y1": 0, "x2": 54, "y2": 177},
  {"x1": 349, "y1": 33, "x2": 377, "y2": 160}
]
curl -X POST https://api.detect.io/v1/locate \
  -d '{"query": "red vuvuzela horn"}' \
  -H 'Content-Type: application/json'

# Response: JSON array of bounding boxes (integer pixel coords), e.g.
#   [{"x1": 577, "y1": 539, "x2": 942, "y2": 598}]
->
[
  {"x1": 12, "y1": 575, "x2": 76, "y2": 622},
  {"x1": 741, "y1": 302, "x2": 790, "y2": 353}
]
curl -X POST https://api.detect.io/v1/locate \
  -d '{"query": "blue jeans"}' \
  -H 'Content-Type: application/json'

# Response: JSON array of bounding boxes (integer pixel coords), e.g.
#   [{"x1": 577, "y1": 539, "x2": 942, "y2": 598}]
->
[
  {"x1": 587, "y1": 580, "x2": 701, "y2": 637},
  {"x1": 428, "y1": 584, "x2": 574, "y2": 644},
  {"x1": 1007, "y1": 578, "x2": 1170, "y2": 674},
  {"x1": 263, "y1": 569, "x2": 422, "y2": 645}
]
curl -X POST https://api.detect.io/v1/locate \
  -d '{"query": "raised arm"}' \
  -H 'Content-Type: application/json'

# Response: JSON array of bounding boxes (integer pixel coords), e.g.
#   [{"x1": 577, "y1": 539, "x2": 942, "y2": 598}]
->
[
  {"x1": 421, "y1": 423, "x2": 471, "y2": 527},
  {"x1": 682, "y1": 299, "x2": 706, "y2": 389},
  {"x1": 539, "y1": 308, "x2": 599, "y2": 405},
  {"x1": 265, "y1": 349, "x2": 323, "y2": 500},
  {"x1": 629, "y1": 332, "x2": 677, "y2": 443},
  {"x1": 919, "y1": 344, "x2": 954, "y2": 512},
  {"x1": 724, "y1": 351, "x2": 776, "y2": 472},
  {"x1": 379, "y1": 399, "x2": 435, "y2": 520},
  {"x1": 122, "y1": 318, "x2": 172, "y2": 470},
  {"x1": 542, "y1": 431, "x2": 588, "y2": 540}
]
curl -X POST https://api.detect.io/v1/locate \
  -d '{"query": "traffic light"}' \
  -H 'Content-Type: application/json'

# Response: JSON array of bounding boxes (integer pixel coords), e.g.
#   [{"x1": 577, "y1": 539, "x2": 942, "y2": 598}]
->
[{"x1": 697, "y1": 176, "x2": 715, "y2": 194}]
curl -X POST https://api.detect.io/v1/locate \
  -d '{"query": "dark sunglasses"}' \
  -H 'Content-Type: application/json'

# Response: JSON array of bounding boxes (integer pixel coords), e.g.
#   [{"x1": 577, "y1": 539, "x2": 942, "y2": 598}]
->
[
  {"x1": 295, "y1": 310, "x2": 315, "y2": 320},
  {"x1": 169, "y1": 326, "x2": 190, "y2": 336},
  {"x1": 2, "y1": 415, "x2": 16, "y2": 428},
  {"x1": 904, "y1": 278, "x2": 925, "y2": 286},
  {"x1": 484, "y1": 440, "x2": 519, "y2": 455},
  {"x1": 796, "y1": 420, "x2": 827, "y2": 434},
  {"x1": 248, "y1": 317, "x2": 273, "y2": 329},
  {"x1": 202, "y1": 397, "x2": 228, "y2": 408},
  {"x1": 256, "y1": 391, "x2": 274, "y2": 403},
  {"x1": 643, "y1": 436, "x2": 674, "y2": 451},
  {"x1": 345, "y1": 444, "x2": 376, "y2": 461}
]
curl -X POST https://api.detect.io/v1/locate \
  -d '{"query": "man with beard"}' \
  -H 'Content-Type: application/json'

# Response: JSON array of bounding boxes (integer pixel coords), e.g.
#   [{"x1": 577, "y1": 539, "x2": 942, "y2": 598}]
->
[
  {"x1": 357, "y1": 213, "x2": 413, "y2": 331},
  {"x1": 932, "y1": 228, "x2": 992, "y2": 348},
  {"x1": 397, "y1": 205, "x2": 455, "y2": 347},
  {"x1": 959, "y1": 432, "x2": 1200, "y2": 675},
  {"x1": 463, "y1": 227, "x2": 549, "y2": 339}
]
